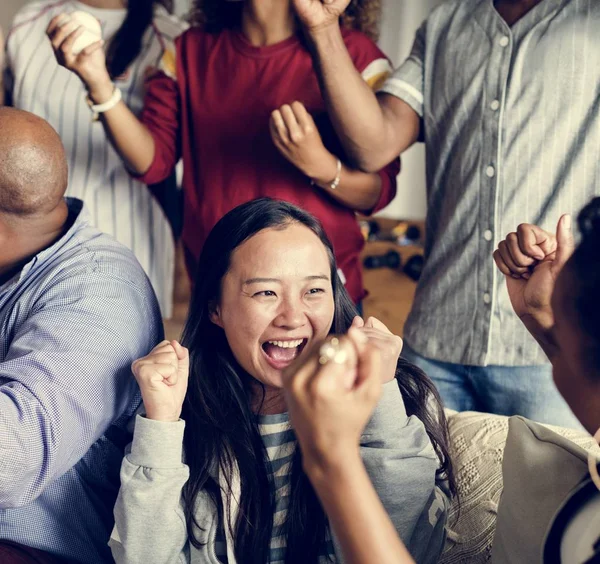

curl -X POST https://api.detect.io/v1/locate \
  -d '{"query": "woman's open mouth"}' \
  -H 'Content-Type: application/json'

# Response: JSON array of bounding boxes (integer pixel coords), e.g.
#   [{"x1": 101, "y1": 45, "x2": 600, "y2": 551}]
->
[{"x1": 261, "y1": 338, "x2": 308, "y2": 370}]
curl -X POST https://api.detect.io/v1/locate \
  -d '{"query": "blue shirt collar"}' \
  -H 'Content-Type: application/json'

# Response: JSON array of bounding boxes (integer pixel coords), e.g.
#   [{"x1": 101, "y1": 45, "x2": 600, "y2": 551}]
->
[{"x1": 8, "y1": 197, "x2": 87, "y2": 285}]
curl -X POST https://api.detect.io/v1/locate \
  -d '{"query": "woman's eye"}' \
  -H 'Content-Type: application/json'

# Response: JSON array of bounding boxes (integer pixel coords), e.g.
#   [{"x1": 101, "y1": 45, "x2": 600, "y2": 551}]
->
[
  {"x1": 307, "y1": 288, "x2": 325, "y2": 295},
  {"x1": 255, "y1": 290, "x2": 276, "y2": 297}
]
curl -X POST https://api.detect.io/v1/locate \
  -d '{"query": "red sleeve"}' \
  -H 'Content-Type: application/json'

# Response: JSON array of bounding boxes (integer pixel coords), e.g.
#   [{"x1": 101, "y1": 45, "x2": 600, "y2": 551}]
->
[
  {"x1": 342, "y1": 28, "x2": 392, "y2": 77},
  {"x1": 371, "y1": 157, "x2": 400, "y2": 214},
  {"x1": 136, "y1": 66, "x2": 182, "y2": 185}
]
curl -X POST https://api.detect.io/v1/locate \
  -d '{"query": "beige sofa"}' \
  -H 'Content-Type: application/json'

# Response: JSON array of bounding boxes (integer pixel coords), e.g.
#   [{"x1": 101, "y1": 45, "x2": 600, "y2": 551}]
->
[{"x1": 439, "y1": 411, "x2": 598, "y2": 563}]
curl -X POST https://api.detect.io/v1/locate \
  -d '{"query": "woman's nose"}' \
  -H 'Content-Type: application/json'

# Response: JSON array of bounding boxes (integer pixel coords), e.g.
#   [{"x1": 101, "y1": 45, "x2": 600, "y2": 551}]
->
[{"x1": 274, "y1": 298, "x2": 307, "y2": 329}]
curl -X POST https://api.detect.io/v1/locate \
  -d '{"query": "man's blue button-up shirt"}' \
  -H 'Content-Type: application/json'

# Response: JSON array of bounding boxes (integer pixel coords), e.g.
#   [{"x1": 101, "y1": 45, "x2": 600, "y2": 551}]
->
[{"x1": 0, "y1": 198, "x2": 163, "y2": 563}]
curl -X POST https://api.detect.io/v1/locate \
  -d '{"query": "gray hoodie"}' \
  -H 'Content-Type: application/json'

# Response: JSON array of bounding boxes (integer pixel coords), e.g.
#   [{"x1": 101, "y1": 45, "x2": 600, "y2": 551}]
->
[{"x1": 109, "y1": 381, "x2": 448, "y2": 563}]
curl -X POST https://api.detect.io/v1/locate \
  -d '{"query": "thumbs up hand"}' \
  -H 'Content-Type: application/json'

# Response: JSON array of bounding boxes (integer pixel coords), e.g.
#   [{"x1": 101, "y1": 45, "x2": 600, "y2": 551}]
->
[{"x1": 493, "y1": 215, "x2": 575, "y2": 334}]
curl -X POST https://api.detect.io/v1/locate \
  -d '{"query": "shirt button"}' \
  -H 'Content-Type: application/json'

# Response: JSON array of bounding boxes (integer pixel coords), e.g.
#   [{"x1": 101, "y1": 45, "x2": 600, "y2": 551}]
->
[
  {"x1": 499, "y1": 36, "x2": 510, "y2": 47},
  {"x1": 483, "y1": 293, "x2": 491, "y2": 305},
  {"x1": 486, "y1": 165, "x2": 496, "y2": 178},
  {"x1": 490, "y1": 99, "x2": 500, "y2": 111},
  {"x1": 483, "y1": 229, "x2": 493, "y2": 241}
]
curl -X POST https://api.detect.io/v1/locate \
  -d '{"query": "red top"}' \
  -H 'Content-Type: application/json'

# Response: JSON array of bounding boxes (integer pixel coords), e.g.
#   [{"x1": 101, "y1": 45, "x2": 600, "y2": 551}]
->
[{"x1": 139, "y1": 27, "x2": 399, "y2": 302}]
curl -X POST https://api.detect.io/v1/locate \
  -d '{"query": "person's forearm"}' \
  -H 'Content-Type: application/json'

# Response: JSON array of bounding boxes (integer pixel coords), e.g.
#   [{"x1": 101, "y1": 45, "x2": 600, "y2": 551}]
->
[
  {"x1": 520, "y1": 313, "x2": 558, "y2": 361},
  {"x1": 307, "y1": 26, "x2": 412, "y2": 172},
  {"x1": 310, "y1": 152, "x2": 383, "y2": 212},
  {"x1": 306, "y1": 453, "x2": 415, "y2": 564},
  {"x1": 88, "y1": 81, "x2": 155, "y2": 175}
]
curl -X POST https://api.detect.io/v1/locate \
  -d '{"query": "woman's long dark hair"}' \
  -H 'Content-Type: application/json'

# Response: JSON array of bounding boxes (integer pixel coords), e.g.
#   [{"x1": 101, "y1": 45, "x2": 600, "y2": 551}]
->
[
  {"x1": 180, "y1": 198, "x2": 455, "y2": 563},
  {"x1": 105, "y1": 0, "x2": 173, "y2": 79}
]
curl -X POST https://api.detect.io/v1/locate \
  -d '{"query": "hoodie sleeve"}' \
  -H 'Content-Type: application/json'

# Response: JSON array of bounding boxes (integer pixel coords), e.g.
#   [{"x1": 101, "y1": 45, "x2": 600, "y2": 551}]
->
[
  {"x1": 109, "y1": 415, "x2": 191, "y2": 564},
  {"x1": 335, "y1": 380, "x2": 447, "y2": 564}
]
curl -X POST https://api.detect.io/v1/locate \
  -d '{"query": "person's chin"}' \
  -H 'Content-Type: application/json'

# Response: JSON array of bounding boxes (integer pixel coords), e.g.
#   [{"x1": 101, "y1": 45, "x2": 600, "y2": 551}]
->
[{"x1": 255, "y1": 361, "x2": 285, "y2": 389}]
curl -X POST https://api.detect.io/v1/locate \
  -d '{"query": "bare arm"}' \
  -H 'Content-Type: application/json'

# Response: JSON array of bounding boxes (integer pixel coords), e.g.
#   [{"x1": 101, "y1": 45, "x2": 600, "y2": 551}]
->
[
  {"x1": 47, "y1": 16, "x2": 155, "y2": 174},
  {"x1": 309, "y1": 153, "x2": 386, "y2": 213},
  {"x1": 85, "y1": 80, "x2": 155, "y2": 175},
  {"x1": 308, "y1": 26, "x2": 419, "y2": 172},
  {"x1": 289, "y1": 0, "x2": 420, "y2": 171},
  {"x1": 283, "y1": 328, "x2": 416, "y2": 564},
  {"x1": 307, "y1": 456, "x2": 415, "y2": 564}
]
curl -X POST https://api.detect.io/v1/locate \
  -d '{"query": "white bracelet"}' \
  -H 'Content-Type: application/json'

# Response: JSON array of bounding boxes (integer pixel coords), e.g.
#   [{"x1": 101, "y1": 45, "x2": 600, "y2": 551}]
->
[
  {"x1": 311, "y1": 158, "x2": 342, "y2": 190},
  {"x1": 329, "y1": 158, "x2": 342, "y2": 190},
  {"x1": 86, "y1": 86, "x2": 122, "y2": 121}
]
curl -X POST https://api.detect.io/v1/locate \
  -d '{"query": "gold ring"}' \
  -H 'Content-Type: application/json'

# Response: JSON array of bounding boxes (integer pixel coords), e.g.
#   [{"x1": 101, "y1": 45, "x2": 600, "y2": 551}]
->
[{"x1": 318, "y1": 337, "x2": 348, "y2": 365}]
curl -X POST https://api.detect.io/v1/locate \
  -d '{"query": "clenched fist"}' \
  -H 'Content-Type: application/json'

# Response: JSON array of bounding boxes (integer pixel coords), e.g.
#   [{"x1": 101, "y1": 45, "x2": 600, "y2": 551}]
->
[
  {"x1": 131, "y1": 340, "x2": 190, "y2": 422},
  {"x1": 270, "y1": 101, "x2": 337, "y2": 181},
  {"x1": 350, "y1": 316, "x2": 402, "y2": 384},
  {"x1": 282, "y1": 328, "x2": 382, "y2": 471},
  {"x1": 47, "y1": 14, "x2": 113, "y2": 100},
  {"x1": 292, "y1": 0, "x2": 351, "y2": 34}
]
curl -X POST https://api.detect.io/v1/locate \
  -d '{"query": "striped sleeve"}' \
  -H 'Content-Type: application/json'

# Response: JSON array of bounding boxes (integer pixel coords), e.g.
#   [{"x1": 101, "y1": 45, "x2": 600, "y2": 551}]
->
[
  {"x1": 378, "y1": 21, "x2": 426, "y2": 117},
  {"x1": 137, "y1": 17, "x2": 187, "y2": 185},
  {"x1": 343, "y1": 29, "x2": 394, "y2": 88},
  {"x1": 361, "y1": 57, "x2": 394, "y2": 91},
  {"x1": 7, "y1": 0, "x2": 64, "y2": 34},
  {"x1": 152, "y1": 7, "x2": 188, "y2": 80}
]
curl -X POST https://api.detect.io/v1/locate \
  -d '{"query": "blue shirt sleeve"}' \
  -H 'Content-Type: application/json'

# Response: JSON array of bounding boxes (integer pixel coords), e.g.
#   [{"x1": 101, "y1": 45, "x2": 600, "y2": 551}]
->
[{"x1": 0, "y1": 264, "x2": 162, "y2": 508}]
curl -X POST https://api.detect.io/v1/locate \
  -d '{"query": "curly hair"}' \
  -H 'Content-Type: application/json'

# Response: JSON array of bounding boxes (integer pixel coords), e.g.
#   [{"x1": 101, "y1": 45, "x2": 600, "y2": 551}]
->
[{"x1": 189, "y1": 0, "x2": 382, "y2": 41}]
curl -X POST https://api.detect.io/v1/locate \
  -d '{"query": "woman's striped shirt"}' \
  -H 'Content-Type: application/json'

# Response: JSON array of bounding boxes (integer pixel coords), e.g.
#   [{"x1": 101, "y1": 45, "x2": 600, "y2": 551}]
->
[{"x1": 216, "y1": 412, "x2": 336, "y2": 563}]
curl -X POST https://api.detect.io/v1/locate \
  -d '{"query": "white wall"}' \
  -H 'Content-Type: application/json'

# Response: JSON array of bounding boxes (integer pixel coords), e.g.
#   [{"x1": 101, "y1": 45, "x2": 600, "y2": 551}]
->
[{"x1": 376, "y1": 0, "x2": 443, "y2": 220}]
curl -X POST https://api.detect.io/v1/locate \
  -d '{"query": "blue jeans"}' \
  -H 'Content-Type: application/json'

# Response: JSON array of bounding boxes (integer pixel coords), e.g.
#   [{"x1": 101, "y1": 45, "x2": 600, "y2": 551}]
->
[{"x1": 402, "y1": 344, "x2": 581, "y2": 428}]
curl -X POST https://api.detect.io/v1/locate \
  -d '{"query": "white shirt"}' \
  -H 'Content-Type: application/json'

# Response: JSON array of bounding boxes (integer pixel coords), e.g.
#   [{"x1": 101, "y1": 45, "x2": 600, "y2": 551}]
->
[{"x1": 6, "y1": 0, "x2": 187, "y2": 317}]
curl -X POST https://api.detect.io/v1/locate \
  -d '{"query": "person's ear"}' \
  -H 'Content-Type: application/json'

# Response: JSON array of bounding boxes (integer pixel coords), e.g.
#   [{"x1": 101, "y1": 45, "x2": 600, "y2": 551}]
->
[{"x1": 209, "y1": 301, "x2": 223, "y2": 328}]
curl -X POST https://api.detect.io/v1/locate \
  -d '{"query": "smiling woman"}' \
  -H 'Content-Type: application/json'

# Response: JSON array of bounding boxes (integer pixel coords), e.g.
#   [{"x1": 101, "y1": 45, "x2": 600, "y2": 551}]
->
[
  {"x1": 209, "y1": 220, "x2": 335, "y2": 411},
  {"x1": 110, "y1": 198, "x2": 455, "y2": 564}
]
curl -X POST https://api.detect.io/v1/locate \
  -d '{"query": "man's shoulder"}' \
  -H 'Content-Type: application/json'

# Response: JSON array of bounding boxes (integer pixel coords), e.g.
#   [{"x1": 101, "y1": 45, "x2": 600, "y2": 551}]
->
[
  {"x1": 425, "y1": 0, "x2": 479, "y2": 27},
  {"x1": 17, "y1": 218, "x2": 163, "y2": 343},
  {"x1": 2, "y1": 207, "x2": 162, "y2": 364},
  {"x1": 42, "y1": 201, "x2": 156, "y2": 298}
]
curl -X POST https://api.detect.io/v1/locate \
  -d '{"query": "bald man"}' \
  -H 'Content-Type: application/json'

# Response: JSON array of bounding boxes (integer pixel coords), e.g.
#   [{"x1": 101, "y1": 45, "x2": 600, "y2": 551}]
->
[{"x1": 0, "y1": 108, "x2": 162, "y2": 563}]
